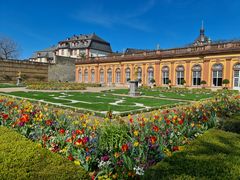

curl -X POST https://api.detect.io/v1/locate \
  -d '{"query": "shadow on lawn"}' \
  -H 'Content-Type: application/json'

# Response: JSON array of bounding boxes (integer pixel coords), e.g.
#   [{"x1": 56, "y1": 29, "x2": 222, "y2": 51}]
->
[{"x1": 143, "y1": 129, "x2": 240, "y2": 180}]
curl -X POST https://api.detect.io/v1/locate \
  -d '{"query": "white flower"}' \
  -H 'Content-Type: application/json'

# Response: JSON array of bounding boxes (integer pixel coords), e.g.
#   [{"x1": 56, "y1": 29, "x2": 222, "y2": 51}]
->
[
  {"x1": 133, "y1": 166, "x2": 144, "y2": 176},
  {"x1": 98, "y1": 160, "x2": 111, "y2": 169}
]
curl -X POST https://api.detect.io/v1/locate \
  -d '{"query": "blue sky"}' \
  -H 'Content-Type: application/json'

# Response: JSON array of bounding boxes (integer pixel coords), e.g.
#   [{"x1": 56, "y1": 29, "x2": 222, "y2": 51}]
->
[{"x1": 0, "y1": 0, "x2": 239, "y2": 59}]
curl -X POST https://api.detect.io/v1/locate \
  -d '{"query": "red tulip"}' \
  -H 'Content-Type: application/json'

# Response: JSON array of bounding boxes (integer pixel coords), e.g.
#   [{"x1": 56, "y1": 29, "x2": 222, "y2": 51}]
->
[
  {"x1": 152, "y1": 125, "x2": 159, "y2": 132},
  {"x1": 20, "y1": 114, "x2": 29, "y2": 123},
  {"x1": 172, "y1": 146, "x2": 179, "y2": 151},
  {"x1": 178, "y1": 119, "x2": 184, "y2": 125},
  {"x1": 2, "y1": 113, "x2": 9, "y2": 120},
  {"x1": 129, "y1": 118, "x2": 133, "y2": 123},
  {"x1": 68, "y1": 154, "x2": 74, "y2": 161},
  {"x1": 76, "y1": 129, "x2": 84, "y2": 135},
  {"x1": 165, "y1": 119, "x2": 171, "y2": 125},
  {"x1": 74, "y1": 138, "x2": 83, "y2": 146},
  {"x1": 150, "y1": 136, "x2": 157, "y2": 144},
  {"x1": 121, "y1": 144, "x2": 128, "y2": 152},
  {"x1": 45, "y1": 119, "x2": 53, "y2": 126},
  {"x1": 59, "y1": 129, "x2": 65, "y2": 134}
]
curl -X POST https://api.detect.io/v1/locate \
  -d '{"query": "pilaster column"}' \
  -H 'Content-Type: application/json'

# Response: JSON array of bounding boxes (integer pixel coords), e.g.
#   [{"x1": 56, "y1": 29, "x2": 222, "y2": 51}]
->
[
  {"x1": 203, "y1": 59, "x2": 210, "y2": 87},
  {"x1": 75, "y1": 66, "x2": 79, "y2": 82},
  {"x1": 142, "y1": 63, "x2": 146, "y2": 85},
  {"x1": 121, "y1": 64, "x2": 124, "y2": 84},
  {"x1": 95, "y1": 65, "x2": 99, "y2": 83},
  {"x1": 186, "y1": 61, "x2": 191, "y2": 86},
  {"x1": 225, "y1": 58, "x2": 232, "y2": 88},
  {"x1": 155, "y1": 61, "x2": 160, "y2": 86},
  {"x1": 170, "y1": 62, "x2": 175, "y2": 86}
]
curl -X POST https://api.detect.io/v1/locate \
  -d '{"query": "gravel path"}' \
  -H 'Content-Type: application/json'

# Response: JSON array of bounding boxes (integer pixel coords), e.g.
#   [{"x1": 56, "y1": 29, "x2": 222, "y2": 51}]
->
[{"x1": 0, "y1": 86, "x2": 127, "y2": 93}]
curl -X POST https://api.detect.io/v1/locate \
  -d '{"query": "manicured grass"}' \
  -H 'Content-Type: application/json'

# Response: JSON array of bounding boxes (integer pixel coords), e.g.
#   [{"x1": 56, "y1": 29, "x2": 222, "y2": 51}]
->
[
  {"x1": 143, "y1": 121, "x2": 240, "y2": 179},
  {"x1": 1, "y1": 91, "x2": 182, "y2": 114},
  {"x1": 108, "y1": 88, "x2": 214, "y2": 101},
  {"x1": 0, "y1": 126, "x2": 89, "y2": 179},
  {"x1": 0, "y1": 83, "x2": 22, "y2": 88}
]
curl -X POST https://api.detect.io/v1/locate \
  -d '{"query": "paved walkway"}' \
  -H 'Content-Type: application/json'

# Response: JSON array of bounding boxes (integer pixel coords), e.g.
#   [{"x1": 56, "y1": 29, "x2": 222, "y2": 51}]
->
[
  {"x1": 0, "y1": 86, "x2": 127, "y2": 93},
  {"x1": 111, "y1": 93, "x2": 194, "y2": 102}
]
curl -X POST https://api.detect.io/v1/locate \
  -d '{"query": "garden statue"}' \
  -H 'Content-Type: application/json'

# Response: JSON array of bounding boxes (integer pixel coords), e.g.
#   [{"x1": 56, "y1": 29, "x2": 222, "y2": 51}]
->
[
  {"x1": 16, "y1": 71, "x2": 22, "y2": 86},
  {"x1": 129, "y1": 65, "x2": 140, "y2": 96}
]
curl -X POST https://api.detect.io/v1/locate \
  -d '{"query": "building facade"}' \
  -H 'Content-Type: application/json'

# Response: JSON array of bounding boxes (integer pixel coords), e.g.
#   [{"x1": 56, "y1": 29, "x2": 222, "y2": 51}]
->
[
  {"x1": 30, "y1": 33, "x2": 112, "y2": 63},
  {"x1": 75, "y1": 29, "x2": 240, "y2": 90}
]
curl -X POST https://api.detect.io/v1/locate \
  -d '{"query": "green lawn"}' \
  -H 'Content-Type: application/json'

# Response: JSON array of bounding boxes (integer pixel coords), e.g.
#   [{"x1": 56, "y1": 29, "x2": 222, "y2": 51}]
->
[
  {"x1": 143, "y1": 115, "x2": 240, "y2": 179},
  {"x1": 0, "y1": 83, "x2": 23, "y2": 88},
  {"x1": 107, "y1": 88, "x2": 214, "y2": 101},
  {"x1": 1, "y1": 91, "x2": 183, "y2": 115},
  {"x1": 0, "y1": 126, "x2": 89, "y2": 180}
]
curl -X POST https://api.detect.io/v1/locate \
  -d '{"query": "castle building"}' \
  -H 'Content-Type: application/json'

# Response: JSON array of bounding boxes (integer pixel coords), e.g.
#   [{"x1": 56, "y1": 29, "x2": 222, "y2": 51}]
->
[
  {"x1": 30, "y1": 33, "x2": 112, "y2": 63},
  {"x1": 75, "y1": 27, "x2": 240, "y2": 90}
]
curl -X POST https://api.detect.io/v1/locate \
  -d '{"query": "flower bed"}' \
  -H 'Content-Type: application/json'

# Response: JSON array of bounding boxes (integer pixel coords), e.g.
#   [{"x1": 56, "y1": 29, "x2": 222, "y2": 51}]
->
[
  {"x1": 26, "y1": 81, "x2": 101, "y2": 90},
  {"x1": 0, "y1": 94, "x2": 239, "y2": 179},
  {"x1": 142, "y1": 86, "x2": 239, "y2": 95}
]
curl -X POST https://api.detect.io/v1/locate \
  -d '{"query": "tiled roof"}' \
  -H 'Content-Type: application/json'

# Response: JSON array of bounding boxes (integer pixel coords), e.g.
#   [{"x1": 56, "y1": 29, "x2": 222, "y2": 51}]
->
[{"x1": 58, "y1": 33, "x2": 112, "y2": 52}]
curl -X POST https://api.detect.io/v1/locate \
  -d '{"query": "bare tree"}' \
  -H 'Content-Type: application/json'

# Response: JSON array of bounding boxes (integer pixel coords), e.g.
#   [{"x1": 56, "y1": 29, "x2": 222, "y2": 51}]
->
[{"x1": 0, "y1": 36, "x2": 20, "y2": 60}]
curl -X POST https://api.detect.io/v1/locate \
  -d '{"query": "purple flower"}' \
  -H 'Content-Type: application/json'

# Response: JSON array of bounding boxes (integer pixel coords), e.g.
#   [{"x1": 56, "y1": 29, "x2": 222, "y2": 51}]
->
[
  {"x1": 101, "y1": 155, "x2": 109, "y2": 161},
  {"x1": 18, "y1": 122, "x2": 25, "y2": 127}
]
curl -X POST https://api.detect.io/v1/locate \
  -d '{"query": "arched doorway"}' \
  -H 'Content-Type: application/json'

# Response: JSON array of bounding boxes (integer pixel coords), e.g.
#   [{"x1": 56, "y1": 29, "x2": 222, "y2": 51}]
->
[
  {"x1": 78, "y1": 69, "x2": 82, "y2": 83},
  {"x1": 162, "y1": 66, "x2": 169, "y2": 85},
  {"x1": 233, "y1": 63, "x2": 240, "y2": 90},
  {"x1": 84, "y1": 69, "x2": 88, "y2": 83},
  {"x1": 176, "y1": 65, "x2": 184, "y2": 85},
  {"x1": 212, "y1": 64, "x2": 223, "y2": 87},
  {"x1": 100, "y1": 69, "x2": 104, "y2": 83},
  {"x1": 115, "y1": 68, "x2": 121, "y2": 84},
  {"x1": 125, "y1": 68, "x2": 131, "y2": 82},
  {"x1": 107, "y1": 68, "x2": 112, "y2": 83},
  {"x1": 147, "y1": 67, "x2": 154, "y2": 85},
  {"x1": 192, "y1": 64, "x2": 201, "y2": 86},
  {"x1": 91, "y1": 69, "x2": 95, "y2": 83},
  {"x1": 137, "y1": 67, "x2": 142, "y2": 82}
]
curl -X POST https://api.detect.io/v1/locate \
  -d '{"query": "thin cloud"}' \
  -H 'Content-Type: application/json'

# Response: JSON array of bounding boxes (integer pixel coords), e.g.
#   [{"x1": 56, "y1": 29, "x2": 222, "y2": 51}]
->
[{"x1": 71, "y1": 0, "x2": 156, "y2": 32}]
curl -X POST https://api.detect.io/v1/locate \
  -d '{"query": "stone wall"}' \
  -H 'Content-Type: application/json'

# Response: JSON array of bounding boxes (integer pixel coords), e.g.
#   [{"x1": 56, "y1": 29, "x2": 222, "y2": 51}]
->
[
  {"x1": 48, "y1": 56, "x2": 76, "y2": 82},
  {"x1": 0, "y1": 59, "x2": 48, "y2": 83}
]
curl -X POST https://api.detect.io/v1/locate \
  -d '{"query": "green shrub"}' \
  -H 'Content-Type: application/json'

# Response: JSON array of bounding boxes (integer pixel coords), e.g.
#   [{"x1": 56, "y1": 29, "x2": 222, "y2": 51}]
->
[
  {"x1": 0, "y1": 126, "x2": 89, "y2": 179},
  {"x1": 218, "y1": 114, "x2": 240, "y2": 134},
  {"x1": 98, "y1": 123, "x2": 131, "y2": 151},
  {"x1": 143, "y1": 128, "x2": 240, "y2": 179}
]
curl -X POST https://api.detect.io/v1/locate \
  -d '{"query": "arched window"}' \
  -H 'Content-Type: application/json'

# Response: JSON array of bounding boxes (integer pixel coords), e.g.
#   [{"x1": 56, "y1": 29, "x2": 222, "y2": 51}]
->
[
  {"x1": 78, "y1": 69, "x2": 82, "y2": 82},
  {"x1": 192, "y1": 64, "x2": 201, "y2": 86},
  {"x1": 125, "y1": 68, "x2": 131, "y2": 82},
  {"x1": 137, "y1": 67, "x2": 142, "y2": 81},
  {"x1": 91, "y1": 69, "x2": 95, "y2": 83},
  {"x1": 162, "y1": 66, "x2": 169, "y2": 85},
  {"x1": 233, "y1": 63, "x2": 240, "y2": 89},
  {"x1": 147, "y1": 67, "x2": 154, "y2": 84},
  {"x1": 176, "y1": 65, "x2": 184, "y2": 85},
  {"x1": 107, "y1": 68, "x2": 112, "y2": 83},
  {"x1": 84, "y1": 69, "x2": 88, "y2": 83},
  {"x1": 100, "y1": 69, "x2": 104, "y2": 83},
  {"x1": 212, "y1": 64, "x2": 223, "y2": 86},
  {"x1": 115, "y1": 68, "x2": 121, "y2": 83}
]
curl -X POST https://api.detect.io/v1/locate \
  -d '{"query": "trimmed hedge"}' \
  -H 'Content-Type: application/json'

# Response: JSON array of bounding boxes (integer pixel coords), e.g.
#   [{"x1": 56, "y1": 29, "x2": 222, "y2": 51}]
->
[
  {"x1": 219, "y1": 114, "x2": 240, "y2": 134},
  {"x1": 0, "y1": 127, "x2": 89, "y2": 180},
  {"x1": 143, "y1": 128, "x2": 240, "y2": 179}
]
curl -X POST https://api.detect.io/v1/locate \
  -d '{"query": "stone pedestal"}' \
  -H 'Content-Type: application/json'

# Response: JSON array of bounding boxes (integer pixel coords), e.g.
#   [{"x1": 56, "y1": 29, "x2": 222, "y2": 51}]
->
[
  {"x1": 129, "y1": 80, "x2": 140, "y2": 96},
  {"x1": 16, "y1": 77, "x2": 22, "y2": 86}
]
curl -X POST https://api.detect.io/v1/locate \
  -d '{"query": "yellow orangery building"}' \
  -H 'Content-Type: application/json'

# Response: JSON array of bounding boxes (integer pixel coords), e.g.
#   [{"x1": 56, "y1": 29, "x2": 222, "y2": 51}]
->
[{"x1": 75, "y1": 27, "x2": 240, "y2": 90}]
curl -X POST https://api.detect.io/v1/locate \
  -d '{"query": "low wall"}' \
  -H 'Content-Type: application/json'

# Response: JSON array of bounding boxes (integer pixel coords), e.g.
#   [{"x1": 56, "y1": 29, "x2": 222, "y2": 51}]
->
[
  {"x1": 48, "y1": 56, "x2": 76, "y2": 82},
  {"x1": 0, "y1": 59, "x2": 48, "y2": 83}
]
